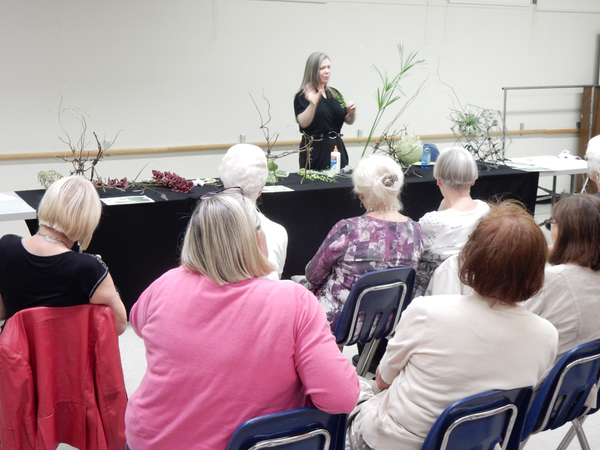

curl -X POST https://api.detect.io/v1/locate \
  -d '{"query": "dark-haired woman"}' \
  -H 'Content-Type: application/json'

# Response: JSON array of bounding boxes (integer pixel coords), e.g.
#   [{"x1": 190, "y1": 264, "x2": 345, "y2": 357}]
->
[{"x1": 525, "y1": 194, "x2": 600, "y2": 361}]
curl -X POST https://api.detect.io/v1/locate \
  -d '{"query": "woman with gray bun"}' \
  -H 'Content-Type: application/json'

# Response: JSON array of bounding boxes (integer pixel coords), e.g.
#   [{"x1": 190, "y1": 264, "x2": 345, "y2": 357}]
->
[{"x1": 304, "y1": 154, "x2": 423, "y2": 330}]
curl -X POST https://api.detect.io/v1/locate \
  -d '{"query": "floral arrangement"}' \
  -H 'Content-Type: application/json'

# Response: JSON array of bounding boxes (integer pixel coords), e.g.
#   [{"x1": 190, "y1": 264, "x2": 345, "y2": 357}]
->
[
  {"x1": 395, "y1": 135, "x2": 423, "y2": 166},
  {"x1": 150, "y1": 170, "x2": 195, "y2": 194}
]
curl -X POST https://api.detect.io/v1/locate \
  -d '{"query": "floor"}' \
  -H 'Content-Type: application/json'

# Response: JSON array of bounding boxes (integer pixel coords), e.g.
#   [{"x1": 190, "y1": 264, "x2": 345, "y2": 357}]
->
[{"x1": 58, "y1": 201, "x2": 600, "y2": 449}]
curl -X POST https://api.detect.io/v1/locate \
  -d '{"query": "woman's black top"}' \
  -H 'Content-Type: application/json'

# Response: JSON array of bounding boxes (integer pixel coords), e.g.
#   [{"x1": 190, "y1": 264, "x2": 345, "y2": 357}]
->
[
  {"x1": 294, "y1": 87, "x2": 350, "y2": 171},
  {"x1": 0, "y1": 234, "x2": 108, "y2": 321}
]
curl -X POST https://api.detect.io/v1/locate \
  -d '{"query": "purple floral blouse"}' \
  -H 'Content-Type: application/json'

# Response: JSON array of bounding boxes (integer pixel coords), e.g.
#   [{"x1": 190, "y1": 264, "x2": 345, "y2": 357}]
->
[{"x1": 305, "y1": 215, "x2": 423, "y2": 330}]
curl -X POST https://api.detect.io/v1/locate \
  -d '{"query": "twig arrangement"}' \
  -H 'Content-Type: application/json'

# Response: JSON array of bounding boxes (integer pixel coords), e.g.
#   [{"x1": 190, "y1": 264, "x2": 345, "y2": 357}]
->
[
  {"x1": 54, "y1": 96, "x2": 121, "y2": 181},
  {"x1": 449, "y1": 104, "x2": 511, "y2": 167}
]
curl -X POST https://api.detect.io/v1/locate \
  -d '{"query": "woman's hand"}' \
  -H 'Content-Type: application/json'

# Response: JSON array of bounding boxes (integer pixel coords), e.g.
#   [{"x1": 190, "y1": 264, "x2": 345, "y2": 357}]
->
[
  {"x1": 297, "y1": 84, "x2": 325, "y2": 128},
  {"x1": 345, "y1": 101, "x2": 356, "y2": 125},
  {"x1": 304, "y1": 83, "x2": 324, "y2": 106},
  {"x1": 375, "y1": 366, "x2": 391, "y2": 391}
]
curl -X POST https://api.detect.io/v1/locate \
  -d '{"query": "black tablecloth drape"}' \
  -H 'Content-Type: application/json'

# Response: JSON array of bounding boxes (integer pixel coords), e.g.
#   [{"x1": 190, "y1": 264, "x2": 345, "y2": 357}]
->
[{"x1": 17, "y1": 165, "x2": 539, "y2": 314}]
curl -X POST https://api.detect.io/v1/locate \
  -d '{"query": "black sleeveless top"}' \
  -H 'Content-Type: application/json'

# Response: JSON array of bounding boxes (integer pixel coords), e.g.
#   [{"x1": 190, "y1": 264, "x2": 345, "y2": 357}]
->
[{"x1": 0, "y1": 234, "x2": 108, "y2": 321}]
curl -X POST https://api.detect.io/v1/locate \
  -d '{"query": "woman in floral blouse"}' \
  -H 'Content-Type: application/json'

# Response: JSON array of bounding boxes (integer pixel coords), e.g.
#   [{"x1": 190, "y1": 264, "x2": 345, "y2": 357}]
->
[{"x1": 304, "y1": 154, "x2": 423, "y2": 331}]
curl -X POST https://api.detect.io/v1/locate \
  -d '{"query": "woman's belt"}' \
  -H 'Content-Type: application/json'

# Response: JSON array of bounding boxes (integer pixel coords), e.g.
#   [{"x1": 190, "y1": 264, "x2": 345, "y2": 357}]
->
[{"x1": 305, "y1": 131, "x2": 343, "y2": 141}]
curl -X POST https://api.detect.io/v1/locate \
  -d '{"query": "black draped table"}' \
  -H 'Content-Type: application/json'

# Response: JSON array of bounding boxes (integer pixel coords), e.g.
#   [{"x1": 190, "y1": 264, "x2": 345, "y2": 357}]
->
[{"x1": 17, "y1": 165, "x2": 539, "y2": 314}]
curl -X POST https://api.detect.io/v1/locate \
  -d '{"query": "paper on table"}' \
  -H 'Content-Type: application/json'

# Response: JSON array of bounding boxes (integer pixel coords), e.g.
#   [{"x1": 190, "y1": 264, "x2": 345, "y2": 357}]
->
[
  {"x1": 262, "y1": 185, "x2": 294, "y2": 193},
  {"x1": 101, "y1": 195, "x2": 155, "y2": 206}
]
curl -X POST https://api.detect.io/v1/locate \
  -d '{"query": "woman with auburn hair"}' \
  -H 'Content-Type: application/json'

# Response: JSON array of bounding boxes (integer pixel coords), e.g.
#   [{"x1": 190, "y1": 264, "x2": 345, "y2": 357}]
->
[
  {"x1": 0, "y1": 175, "x2": 127, "y2": 335},
  {"x1": 303, "y1": 154, "x2": 422, "y2": 331},
  {"x1": 125, "y1": 189, "x2": 359, "y2": 450},
  {"x1": 294, "y1": 52, "x2": 356, "y2": 171},
  {"x1": 526, "y1": 194, "x2": 600, "y2": 361},
  {"x1": 346, "y1": 200, "x2": 558, "y2": 450}
]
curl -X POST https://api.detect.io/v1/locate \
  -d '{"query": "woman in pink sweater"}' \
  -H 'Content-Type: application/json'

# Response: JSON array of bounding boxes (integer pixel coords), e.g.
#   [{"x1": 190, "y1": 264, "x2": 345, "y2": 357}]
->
[{"x1": 125, "y1": 188, "x2": 360, "y2": 450}]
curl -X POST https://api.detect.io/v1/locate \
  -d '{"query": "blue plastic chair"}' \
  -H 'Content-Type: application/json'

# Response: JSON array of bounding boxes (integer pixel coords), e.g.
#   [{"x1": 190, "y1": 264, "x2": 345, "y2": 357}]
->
[
  {"x1": 333, "y1": 266, "x2": 416, "y2": 377},
  {"x1": 421, "y1": 387, "x2": 533, "y2": 450},
  {"x1": 520, "y1": 339, "x2": 600, "y2": 450},
  {"x1": 225, "y1": 406, "x2": 347, "y2": 450}
]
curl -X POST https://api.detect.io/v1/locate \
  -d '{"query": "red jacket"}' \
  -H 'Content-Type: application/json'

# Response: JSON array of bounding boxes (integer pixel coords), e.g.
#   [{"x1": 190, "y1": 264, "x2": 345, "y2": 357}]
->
[{"x1": 0, "y1": 305, "x2": 127, "y2": 450}]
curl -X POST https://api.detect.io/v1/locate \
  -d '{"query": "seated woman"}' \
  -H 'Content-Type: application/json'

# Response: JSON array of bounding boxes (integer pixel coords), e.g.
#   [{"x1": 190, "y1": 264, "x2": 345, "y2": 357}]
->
[
  {"x1": 525, "y1": 194, "x2": 600, "y2": 361},
  {"x1": 0, "y1": 175, "x2": 127, "y2": 335},
  {"x1": 125, "y1": 189, "x2": 359, "y2": 450},
  {"x1": 585, "y1": 135, "x2": 600, "y2": 197},
  {"x1": 347, "y1": 200, "x2": 558, "y2": 450},
  {"x1": 415, "y1": 146, "x2": 489, "y2": 297},
  {"x1": 304, "y1": 154, "x2": 423, "y2": 331}
]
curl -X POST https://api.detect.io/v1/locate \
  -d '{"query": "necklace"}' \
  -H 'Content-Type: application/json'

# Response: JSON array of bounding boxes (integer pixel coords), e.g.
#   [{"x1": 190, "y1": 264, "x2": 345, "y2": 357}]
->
[
  {"x1": 37, "y1": 232, "x2": 69, "y2": 247},
  {"x1": 366, "y1": 207, "x2": 397, "y2": 213}
]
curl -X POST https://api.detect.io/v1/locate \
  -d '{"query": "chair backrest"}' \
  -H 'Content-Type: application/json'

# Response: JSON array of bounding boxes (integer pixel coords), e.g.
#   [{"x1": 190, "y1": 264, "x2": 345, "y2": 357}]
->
[
  {"x1": 421, "y1": 387, "x2": 533, "y2": 450},
  {"x1": 225, "y1": 406, "x2": 348, "y2": 450},
  {"x1": 333, "y1": 266, "x2": 416, "y2": 346},
  {"x1": 521, "y1": 338, "x2": 600, "y2": 441}
]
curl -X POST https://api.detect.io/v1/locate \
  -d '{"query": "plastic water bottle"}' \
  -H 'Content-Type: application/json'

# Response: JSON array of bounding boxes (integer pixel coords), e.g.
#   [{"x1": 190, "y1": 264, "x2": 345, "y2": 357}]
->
[
  {"x1": 330, "y1": 146, "x2": 341, "y2": 173},
  {"x1": 421, "y1": 144, "x2": 431, "y2": 169}
]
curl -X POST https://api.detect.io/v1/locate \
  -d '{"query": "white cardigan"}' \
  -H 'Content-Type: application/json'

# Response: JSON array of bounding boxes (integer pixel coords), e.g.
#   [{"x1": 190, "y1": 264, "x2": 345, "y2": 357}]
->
[{"x1": 354, "y1": 294, "x2": 558, "y2": 450}]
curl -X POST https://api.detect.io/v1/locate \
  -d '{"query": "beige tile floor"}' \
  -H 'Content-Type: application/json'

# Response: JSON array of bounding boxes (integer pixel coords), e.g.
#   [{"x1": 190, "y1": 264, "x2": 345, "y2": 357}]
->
[{"x1": 59, "y1": 202, "x2": 600, "y2": 449}]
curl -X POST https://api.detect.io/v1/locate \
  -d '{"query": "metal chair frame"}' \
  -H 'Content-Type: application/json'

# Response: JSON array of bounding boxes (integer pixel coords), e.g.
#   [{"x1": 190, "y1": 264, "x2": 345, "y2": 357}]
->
[
  {"x1": 225, "y1": 406, "x2": 347, "y2": 450},
  {"x1": 248, "y1": 429, "x2": 331, "y2": 450},
  {"x1": 521, "y1": 339, "x2": 600, "y2": 450},
  {"x1": 334, "y1": 267, "x2": 416, "y2": 377},
  {"x1": 440, "y1": 404, "x2": 518, "y2": 450},
  {"x1": 421, "y1": 387, "x2": 533, "y2": 450}
]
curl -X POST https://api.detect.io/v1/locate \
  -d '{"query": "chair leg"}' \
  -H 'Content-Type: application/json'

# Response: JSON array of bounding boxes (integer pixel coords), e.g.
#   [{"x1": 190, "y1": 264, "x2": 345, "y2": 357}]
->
[
  {"x1": 556, "y1": 425, "x2": 576, "y2": 450},
  {"x1": 571, "y1": 418, "x2": 591, "y2": 450},
  {"x1": 355, "y1": 340, "x2": 379, "y2": 378},
  {"x1": 556, "y1": 417, "x2": 588, "y2": 450}
]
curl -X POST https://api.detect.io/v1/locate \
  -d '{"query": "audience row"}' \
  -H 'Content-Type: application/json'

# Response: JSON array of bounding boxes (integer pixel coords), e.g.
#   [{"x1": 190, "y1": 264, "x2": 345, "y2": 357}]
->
[{"x1": 0, "y1": 137, "x2": 599, "y2": 449}]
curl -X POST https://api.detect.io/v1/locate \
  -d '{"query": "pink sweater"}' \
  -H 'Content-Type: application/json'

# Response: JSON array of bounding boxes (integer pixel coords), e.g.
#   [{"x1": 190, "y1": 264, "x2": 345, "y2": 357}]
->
[{"x1": 125, "y1": 267, "x2": 360, "y2": 450}]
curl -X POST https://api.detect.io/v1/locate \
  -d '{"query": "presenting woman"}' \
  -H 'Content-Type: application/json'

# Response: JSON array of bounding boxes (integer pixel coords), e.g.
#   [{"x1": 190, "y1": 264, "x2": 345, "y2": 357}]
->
[
  {"x1": 304, "y1": 154, "x2": 423, "y2": 331},
  {"x1": 294, "y1": 52, "x2": 356, "y2": 171},
  {"x1": 125, "y1": 189, "x2": 359, "y2": 450},
  {"x1": 525, "y1": 194, "x2": 600, "y2": 361},
  {"x1": 0, "y1": 175, "x2": 127, "y2": 335},
  {"x1": 347, "y1": 201, "x2": 558, "y2": 450}
]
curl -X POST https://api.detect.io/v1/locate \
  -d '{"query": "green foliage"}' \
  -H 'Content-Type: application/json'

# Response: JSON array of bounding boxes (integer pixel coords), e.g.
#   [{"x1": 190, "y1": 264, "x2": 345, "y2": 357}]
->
[{"x1": 362, "y1": 45, "x2": 425, "y2": 157}]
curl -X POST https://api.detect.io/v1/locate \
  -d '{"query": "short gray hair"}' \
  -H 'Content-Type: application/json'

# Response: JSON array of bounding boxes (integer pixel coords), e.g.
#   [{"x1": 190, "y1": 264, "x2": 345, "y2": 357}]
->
[
  {"x1": 218, "y1": 144, "x2": 268, "y2": 203},
  {"x1": 434, "y1": 146, "x2": 479, "y2": 188},
  {"x1": 586, "y1": 135, "x2": 600, "y2": 177},
  {"x1": 37, "y1": 175, "x2": 102, "y2": 250},
  {"x1": 181, "y1": 190, "x2": 273, "y2": 285},
  {"x1": 352, "y1": 154, "x2": 404, "y2": 210}
]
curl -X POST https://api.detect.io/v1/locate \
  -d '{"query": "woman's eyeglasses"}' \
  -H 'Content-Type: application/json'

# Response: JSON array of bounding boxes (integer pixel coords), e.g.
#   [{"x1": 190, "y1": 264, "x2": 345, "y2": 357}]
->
[
  {"x1": 197, "y1": 186, "x2": 244, "y2": 203},
  {"x1": 540, "y1": 218, "x2": 556, "y2": 231}
]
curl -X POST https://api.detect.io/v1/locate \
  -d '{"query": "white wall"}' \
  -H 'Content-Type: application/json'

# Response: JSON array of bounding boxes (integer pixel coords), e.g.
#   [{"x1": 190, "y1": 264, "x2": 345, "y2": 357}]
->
[{"x1": 0, "y1": 0, "x2": 598, "y2": 194}]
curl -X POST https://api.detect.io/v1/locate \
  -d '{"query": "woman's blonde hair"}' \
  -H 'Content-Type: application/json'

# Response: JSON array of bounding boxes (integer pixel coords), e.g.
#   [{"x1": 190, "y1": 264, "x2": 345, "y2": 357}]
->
[
  {"x1": 37, "y1": 175, "x2": 102, "y2": 250},
  {"x1": 352, "y1": 154, "x2": 404, "y2": 210},
  {"x1": 181, "y1": 190, "x2": 273, "y2": 285}
]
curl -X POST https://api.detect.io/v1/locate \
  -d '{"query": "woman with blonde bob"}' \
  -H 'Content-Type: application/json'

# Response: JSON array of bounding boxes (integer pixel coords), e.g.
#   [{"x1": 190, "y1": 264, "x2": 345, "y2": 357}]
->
[
  {"x1": 415, "y1": 146, "x2": 490, "y2": 297},
  {"x1": 0, "y1": 175, "x2": 127, "y2": 334},
  {"x1": 125, "y1": 189, "x2": 359, "y2": 450},
  {"x1": 304, "y1": 154, "x2": 423, "y2": 330},
  {"x1": 526, "y1": 194, "x2": 600, "y2": 361},
  {"x1": 347, "y1": 200, "x2": 558, "y2": 450}
]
